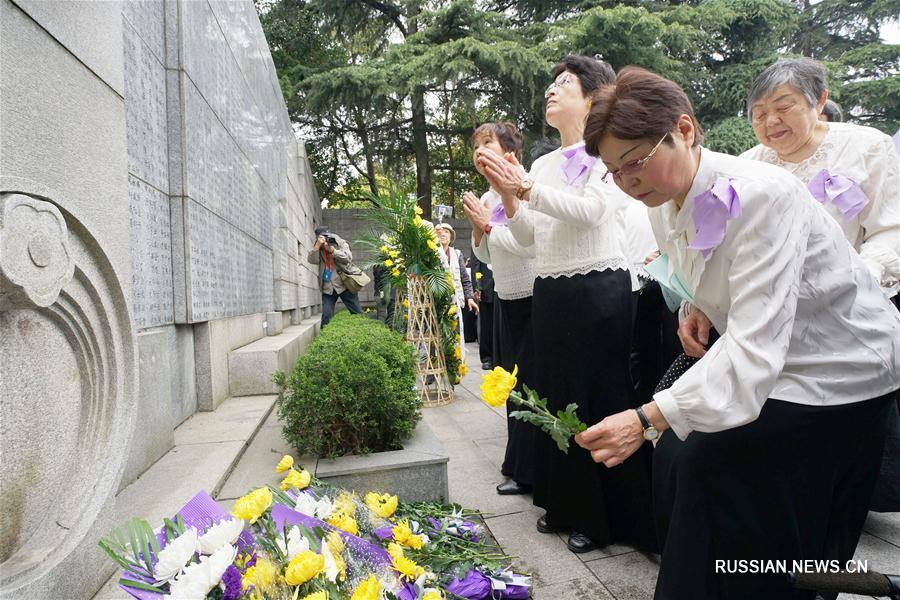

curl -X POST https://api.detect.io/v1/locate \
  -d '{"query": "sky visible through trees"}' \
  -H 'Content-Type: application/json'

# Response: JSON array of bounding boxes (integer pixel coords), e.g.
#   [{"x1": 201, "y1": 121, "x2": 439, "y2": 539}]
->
[{"x1": 256, "y1": 0, "x2": 899, "y2": 213}]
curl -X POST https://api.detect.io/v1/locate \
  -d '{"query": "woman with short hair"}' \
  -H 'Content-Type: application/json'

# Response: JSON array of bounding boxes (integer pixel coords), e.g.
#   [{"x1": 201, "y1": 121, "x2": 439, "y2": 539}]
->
[
  {"x1": 476, "y1": 55, "x2": 656, "y2": 554},
  {"x1": 578, "y1": 66, "x2": 900, "y2": 599}
]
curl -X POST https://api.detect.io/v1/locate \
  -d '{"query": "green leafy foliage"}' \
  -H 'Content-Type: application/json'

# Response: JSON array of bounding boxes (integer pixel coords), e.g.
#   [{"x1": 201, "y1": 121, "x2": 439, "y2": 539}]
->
[
  {"x1": 508, "y1": 385, "x2": 586, "y2": 454},
  {"x1": 704, "y1": 116, "x2": 759, "y2": 154},
  {"x1": 274, "y1": 312, "x2": 421, "y2": 458}
]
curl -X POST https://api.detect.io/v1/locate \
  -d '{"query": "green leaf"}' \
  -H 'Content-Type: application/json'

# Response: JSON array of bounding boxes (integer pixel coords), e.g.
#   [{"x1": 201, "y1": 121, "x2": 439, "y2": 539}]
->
[{"x1": 119, "y1": 578, "x2": 165, "y2": 594}]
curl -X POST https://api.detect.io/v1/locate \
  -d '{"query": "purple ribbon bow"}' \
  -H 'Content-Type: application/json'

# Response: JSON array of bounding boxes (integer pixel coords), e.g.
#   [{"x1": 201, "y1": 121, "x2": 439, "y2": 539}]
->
[
  {"x1": 489, "y1": 202, "x2": 508, "y2": 227},
  {"x1": 559, "y1": 144, "x2": 597, "y2": 186},
  {"x1": 688, "y1": 177, "x2": 741, "y2": 259},
  {"x1": 807, "y1": 169, "x2": 868, "y2": 219}
]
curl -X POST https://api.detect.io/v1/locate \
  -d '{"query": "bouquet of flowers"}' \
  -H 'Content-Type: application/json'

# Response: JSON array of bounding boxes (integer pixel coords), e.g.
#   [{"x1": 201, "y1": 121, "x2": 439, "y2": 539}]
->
[
  {"x1": 359, "y1": 190, "x2": 464, "y2": 384},
  {"x1": 100, "y1": 455, "x2": 531, "y2": 600},
  {"x1": 480, "y1": 366, "x2": 586, "y2": 453}
]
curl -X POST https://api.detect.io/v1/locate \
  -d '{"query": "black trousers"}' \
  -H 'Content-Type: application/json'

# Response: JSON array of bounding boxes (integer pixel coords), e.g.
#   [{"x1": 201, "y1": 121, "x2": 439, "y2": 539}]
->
[
  {"x1": 631, "y1": 281, "x2": 681, "y2": 406},
  {"x1": 478, "y1": 300, "x2": 494, "y2": 365},
  {"x1": 321, "y1": 289, "x2": 363, "y2": 327},
  {"x1": 497, "y1": 296, "x2": 536, "y2": 486},
  {"x1": 652, "y1": 392, "x2": 894, "y2": 600}
]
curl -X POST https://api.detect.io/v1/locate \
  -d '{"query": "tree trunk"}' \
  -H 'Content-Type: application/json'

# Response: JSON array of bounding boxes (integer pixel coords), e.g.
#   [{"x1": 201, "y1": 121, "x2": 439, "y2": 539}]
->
[
  {"x1": 407, "y1": 3, "x2": 431, "y2": 216},
  {"x1": 354, "y1": 110, "x2": 379, "y2": 196}
]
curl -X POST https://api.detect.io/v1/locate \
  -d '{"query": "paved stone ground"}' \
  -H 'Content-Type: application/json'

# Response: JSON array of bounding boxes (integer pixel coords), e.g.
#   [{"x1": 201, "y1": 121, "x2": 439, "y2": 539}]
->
[{"x1": 435, "y1": 343, "x2": 900, "y2": 600}]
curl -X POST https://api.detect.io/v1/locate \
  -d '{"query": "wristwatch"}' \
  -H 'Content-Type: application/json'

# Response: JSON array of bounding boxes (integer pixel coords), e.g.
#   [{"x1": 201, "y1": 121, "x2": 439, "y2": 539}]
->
[
  {"x1": 515, "y1": 178, "x2": 534, "y2": 200},
  {"x1": 483, "y1": 223, "x2": 493, "y2": 235},
  {"x1": 635, "y1": 406, "x2": 659, "y2": 441}
]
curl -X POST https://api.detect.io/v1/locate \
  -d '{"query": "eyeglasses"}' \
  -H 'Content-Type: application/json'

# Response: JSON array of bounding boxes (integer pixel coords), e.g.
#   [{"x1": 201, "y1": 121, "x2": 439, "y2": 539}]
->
[
  {"x1": 544, "y1": 73, "x2": 574, "y2": 99},
  {"x1": 603, "y1": 134, "x2": 668, "y2": 182}
]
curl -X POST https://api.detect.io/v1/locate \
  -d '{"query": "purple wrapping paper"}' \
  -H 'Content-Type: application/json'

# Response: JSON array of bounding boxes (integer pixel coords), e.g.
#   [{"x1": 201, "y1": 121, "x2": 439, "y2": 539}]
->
[
  {"x1": 271, "y1": 504, "x2": 392, "y2": 567},
  {"x1": 119, "y1": 491, "x2": 254, "y2": 600}
]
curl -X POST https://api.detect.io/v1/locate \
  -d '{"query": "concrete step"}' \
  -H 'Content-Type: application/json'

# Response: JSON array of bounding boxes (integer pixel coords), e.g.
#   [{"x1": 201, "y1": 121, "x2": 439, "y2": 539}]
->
[
  {"x1": 228, "y1": 318, "x2": 319, "y2": 397},
  {"x1": 91, "y1": 394, "x2": 277, "y2": 600}
]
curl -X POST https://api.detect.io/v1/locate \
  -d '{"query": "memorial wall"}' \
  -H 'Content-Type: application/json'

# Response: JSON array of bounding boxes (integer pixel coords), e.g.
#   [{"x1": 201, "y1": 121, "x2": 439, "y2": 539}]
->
[{"x1": 0, "y1": 1, "x2": 321, "y2": 597}]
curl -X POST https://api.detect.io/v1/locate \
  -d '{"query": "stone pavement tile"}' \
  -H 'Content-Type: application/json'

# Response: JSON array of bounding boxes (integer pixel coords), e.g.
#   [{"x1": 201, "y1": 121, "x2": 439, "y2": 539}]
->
[
  {"x1": 422, "y1": 407, "x2": 470, "y2": 443},
  {"x1": 585, "y1": 551, "x2": 661, "y2": 600},
  {"x1": 173, "y1": 394, "x2": 276, "y2": 445},
  {"x1": 473, "y1": 436, "x2": 507, "y2": 473},
  {"x1": 216, "y1": 410, "x2": 316, "y2": 501},
  {"x1": 851, "y1": 531, "x2": 900, "y2": 574},
  {"x1": 442, "y1": 439, "x2": 534, "y2": 516},
  {"x1": 862, "y1": 510, "x2": 900, "y2": 548},
  {"x1": 532, "y1": 576, "x2": 616, "y2": 599},
  {"x1": 486, "y1": 507, "x2": 595, "y2": 588},
  {"x1": 553, "y1": 531, "x2": 642, "y2": 562}
]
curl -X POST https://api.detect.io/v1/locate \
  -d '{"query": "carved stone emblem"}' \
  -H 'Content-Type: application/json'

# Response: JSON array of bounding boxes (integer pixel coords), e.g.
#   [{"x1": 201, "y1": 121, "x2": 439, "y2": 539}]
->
[{"x1": 0, "y1": 194, "x2": 75, "y2": 310}]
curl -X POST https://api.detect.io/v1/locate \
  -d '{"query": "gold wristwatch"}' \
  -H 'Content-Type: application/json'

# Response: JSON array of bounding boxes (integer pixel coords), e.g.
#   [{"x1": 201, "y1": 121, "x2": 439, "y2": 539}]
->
[
  {"x1": 636, "y1": 406, "x2": 659, "y2": 441},
  {"x1": 515, "y1": 178, "x2": 534, "y2": 200}
]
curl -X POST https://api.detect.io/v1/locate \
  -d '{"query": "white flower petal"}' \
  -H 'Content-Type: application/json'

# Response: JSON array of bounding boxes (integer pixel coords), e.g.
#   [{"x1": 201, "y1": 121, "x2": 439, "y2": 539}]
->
[
  {"x1": 321, "y1": 538, "x2": 339, "y2": 583},
  {"x1": 197, "y1": 518, "x2": 244, "y2": 555},
  {"x1": 276, "y1": 525, "x2": 310, "y2": 560},
  {"x1": 164, "y1": 544, "x2": 236, "y2": 600},
  {"x1": 294, "y1": 492, "x2": 318, "y2": 517},
  {"x1": 154, "y1": 528, "x2": 199, "y2": 583}
]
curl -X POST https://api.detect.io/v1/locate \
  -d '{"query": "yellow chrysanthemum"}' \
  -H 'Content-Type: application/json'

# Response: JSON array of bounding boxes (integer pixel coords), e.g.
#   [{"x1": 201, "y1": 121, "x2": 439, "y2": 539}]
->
[
  {"x1": 475, "y1": 272, "x2": 483, "y2": 281},
  {"x1": 392, "y1": 268, "x2": 401, "y2": 277},
  {"x1": 387, "y1": 542, "x2": 405, "y2": 560},
  {"x1": 392, "y1": 553, "x2": 425, "y2": 581},
  {"x1": 328, "y1": 510, "x2": 359, "y2": 535},
  {"x1": 389, "y1": 250, "x2": 400, "y2": 258},
  {"x1": 350, "y1": 574, "x2": 381, "y2": 600},
  {"x1": 384, "y1": 259, "x2": 394, "y2": 267},
  {"x1": 480, "y1": 365, "x2": 518, "y2": 408},
  {"x1": 427, "y1": 239, "x2": 438, "y2": 251},
  {"x1": 300, "y1": 592, "x2": 328, "y2": 600},
  {"x1": 414, "y1": 205, "x2": 424, "y2": 215},
  {"x1": 326, "y1": 531, "x2": 347, "y2": 580},
  {"x1": 414, "y1": 215, "x2": 423, "y2": 226},
  {"x1": 333, "y1": 493, "x2": 357, "y2": 517},
  {"x1": 284, "y1": 550, "x2": 325, "y2": 586},
  {"x1": 275, "y1": 454, "x2": 294, "y2": 473},
  {"x1": 447, "y1": 305, "x2": 458, "y2": 316},
  {"x1": 453, "y1": 346, "x2": 462, "y2": 359},
  {"x1": 423, "y1": 591, "x2": 444, "y2": 600},
  {"x1": 380, "y1": 245, "x2": 390, "y2": 254},
  {"x1": 280, "y1": 468, "x2": 311, "y2": 491},
  {"x1": 445, "y1": 273, "x2": 453, "y2": 284},
  {"x1": 243, "y1": 557, "x2": 278, "y2": 591},
  {"x1": 459, "y1": 363, "x2": 468, "y2": 376},
  {"x1": 392, "y1": 519, "x2": 425, "y2": 550},
  {"x1": 232, "y1": 487, "x2": 272, "y2": 524},
  {"x1": 402, "y1": 298, "x2": 409, "y2": 308},
  {"x1": 364, "y1": 492, "x2": 398, "y2": 518}
]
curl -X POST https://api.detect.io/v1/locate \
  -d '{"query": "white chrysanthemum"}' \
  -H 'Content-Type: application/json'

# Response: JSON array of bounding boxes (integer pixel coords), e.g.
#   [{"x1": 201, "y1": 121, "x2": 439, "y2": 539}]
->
[
  {"x1": 154, "y1": 528, "x2": 199, "y2": 583},
  {"x1": 197, "y1": 518, "x2": 244, "y2": 555},
  {"x1": 321, "y1": 536, "x2": 339, "y2": 582},
  {"x1": 275, "y1": 525, "x2": 310, "y2": 560},
  {"x1": 164, "y1": 544, "x2": 236, "y2": 600},
  {"x1": 321, "y1": 199, "x2": 329, "y2": 209},
  {"x1": 294, "y1": 492, "x2": 333, "y2": 520}
]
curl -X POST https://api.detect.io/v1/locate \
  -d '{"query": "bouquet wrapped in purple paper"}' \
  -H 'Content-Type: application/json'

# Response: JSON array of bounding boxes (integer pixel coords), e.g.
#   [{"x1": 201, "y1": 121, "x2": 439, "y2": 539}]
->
[{"x1": 100, "y1": 454, "x2": 531, "y2": 599}]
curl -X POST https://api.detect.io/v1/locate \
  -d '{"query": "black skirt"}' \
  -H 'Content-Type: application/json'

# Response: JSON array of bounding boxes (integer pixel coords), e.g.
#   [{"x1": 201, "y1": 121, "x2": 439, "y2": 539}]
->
[
  {"x1": 530, "y1": 269, "x2": 657, "y2": 551},
  {"x1": 652, "y1": 393, "x2": 894, "y2": 600},
  {"x1": 496, "y1": 296, "x2": 537, "y2": 485}
]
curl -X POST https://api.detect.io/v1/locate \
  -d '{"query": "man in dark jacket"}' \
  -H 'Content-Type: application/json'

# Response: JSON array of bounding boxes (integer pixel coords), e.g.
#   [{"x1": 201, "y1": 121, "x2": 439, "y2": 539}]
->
[{"x1": 307, "y1": 225, "x2": 363, "y2": 327}]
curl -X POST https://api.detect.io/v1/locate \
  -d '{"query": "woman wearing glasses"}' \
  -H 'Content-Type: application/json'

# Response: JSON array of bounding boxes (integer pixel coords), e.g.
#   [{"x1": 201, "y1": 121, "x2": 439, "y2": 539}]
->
[
  {"x1": 476, "y1": 55, "x2": 657, "y2": 555},
  {"x1": 577, "y1": 66, "x2": 900, "y2": 599}
]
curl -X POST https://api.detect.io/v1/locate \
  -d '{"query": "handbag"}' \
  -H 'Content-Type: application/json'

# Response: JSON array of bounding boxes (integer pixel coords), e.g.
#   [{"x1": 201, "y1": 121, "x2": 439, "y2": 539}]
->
[{"x1": 338, "y1": 264, "x2": 371, "y2": 293}]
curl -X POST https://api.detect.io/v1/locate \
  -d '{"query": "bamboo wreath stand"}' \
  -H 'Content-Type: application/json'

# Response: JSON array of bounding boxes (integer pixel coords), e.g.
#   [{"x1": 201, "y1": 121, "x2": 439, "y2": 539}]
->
[{"x1": 405, "y1": 274, "x2": 453, "y2": 407}]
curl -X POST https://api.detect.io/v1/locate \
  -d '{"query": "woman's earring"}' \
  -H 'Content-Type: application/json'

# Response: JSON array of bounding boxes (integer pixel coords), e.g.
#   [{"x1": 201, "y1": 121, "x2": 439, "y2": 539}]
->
[{"x1": 587, "y1": 98, "x2": 592, "y2": 109}]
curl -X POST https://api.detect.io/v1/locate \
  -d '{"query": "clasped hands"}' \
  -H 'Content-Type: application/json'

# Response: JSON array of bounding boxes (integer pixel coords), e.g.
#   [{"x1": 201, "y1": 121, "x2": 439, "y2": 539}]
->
[{"x1": 473, "y1": 149, "x2": 527, "y2": 218}]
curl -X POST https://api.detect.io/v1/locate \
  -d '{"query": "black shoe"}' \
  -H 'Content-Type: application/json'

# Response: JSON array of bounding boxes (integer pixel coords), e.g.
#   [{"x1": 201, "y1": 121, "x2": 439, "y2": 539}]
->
[
  {"x1": 566, "y1": 532, "x2": 598, "y2": 553},
  {"x1": 536, "y1": 514, "x2": 561, "y2": 534},
  {"x1": 481, "y1": 361, "x2": 493, "y2": 370},
  {"x1": 496, "y1": 479, "x2": 532, "y2": 495}
]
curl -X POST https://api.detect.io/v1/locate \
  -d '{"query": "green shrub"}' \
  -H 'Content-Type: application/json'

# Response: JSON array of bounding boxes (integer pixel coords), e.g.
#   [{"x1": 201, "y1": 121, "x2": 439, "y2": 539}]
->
[{"x1": 274, "y1": 312, "x2": 421, "y2": 458}]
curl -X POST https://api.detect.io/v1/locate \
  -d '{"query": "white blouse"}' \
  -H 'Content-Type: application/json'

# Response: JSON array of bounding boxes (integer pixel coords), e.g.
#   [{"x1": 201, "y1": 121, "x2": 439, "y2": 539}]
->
[
  {"x1": 742, "y1": 122, "x2": 900, "y2": 294},
  {"x1": 507, "y1": 142, "x2": 633, "y2": 282},
  {"x1": 623, "y1": 201, "x2": 657, "y2": 287},
  {"x1": 651, "y1": 149, "x2": 900, "y2": 441},
  {"x1": 471, "y1": 190, "x2": 536, "y2": 301}
]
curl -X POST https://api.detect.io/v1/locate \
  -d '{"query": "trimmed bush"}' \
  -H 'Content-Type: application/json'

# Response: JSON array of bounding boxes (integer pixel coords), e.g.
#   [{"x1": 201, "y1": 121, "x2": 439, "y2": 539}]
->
[{"x1": 274, "y1": 312, "x2": 421, "y2": 458}]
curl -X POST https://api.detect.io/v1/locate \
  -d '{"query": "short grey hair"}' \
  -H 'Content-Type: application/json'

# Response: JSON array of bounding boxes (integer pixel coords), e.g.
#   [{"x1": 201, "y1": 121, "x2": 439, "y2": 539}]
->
[
  {"x1": 821, "y1": 99, "x2": 844, "y2": 122},
  {"x1": 746, "y1": 58, "x2": 828, "y2": 120}
]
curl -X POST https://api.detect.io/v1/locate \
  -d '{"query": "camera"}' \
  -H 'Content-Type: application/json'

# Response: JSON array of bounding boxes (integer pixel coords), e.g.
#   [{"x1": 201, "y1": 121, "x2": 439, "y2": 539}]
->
[{"x1": 324, "y1": 235, "x2": 337, "y2": 244}]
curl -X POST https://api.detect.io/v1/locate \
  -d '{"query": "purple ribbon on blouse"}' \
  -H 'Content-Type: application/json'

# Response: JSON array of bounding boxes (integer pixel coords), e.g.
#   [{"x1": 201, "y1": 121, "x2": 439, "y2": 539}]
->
[
  {"x1": 489, "y1": 202, "x2": 508, "y2": 227},
  {"x1": 559, "y1": 144, "x2": 597, "y2": 186},
  {"x1": 807, "y1": 168, "x2": 869, "y2": 219},
  {"x1": 687, "y1": 177, "x2": 741, "y2": 259}
]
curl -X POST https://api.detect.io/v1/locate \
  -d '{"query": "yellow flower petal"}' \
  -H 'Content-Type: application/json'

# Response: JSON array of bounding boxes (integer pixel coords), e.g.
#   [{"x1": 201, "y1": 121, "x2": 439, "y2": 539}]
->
[
  {"x1": 480, "y1": 365, "x2": 518, "y2": 408},
  {"x1": 350, "y1": 574, "x2": 381, "y2": 600},
  {"x1": 231, "y1": 487, "x2": 272, "y2": 524},
  {"x1": 280, "y1": 468, "x2": 312, "y2": 491},
  {"x1": 364, "y1": 492, "x2": 398, "y2": 518},
  {"x1": 275, "y1": 454, "x2": 294, "y2": 473},
  {"x1": 284, "y1": 550, "x2": 325, "y2": 586}
]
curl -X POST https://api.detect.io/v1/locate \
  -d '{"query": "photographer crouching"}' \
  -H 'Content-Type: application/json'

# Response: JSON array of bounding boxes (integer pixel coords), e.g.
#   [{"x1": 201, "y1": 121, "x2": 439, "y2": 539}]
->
[{"x1": 307, "y1": 225, "x2": 364, "y2": 327}]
